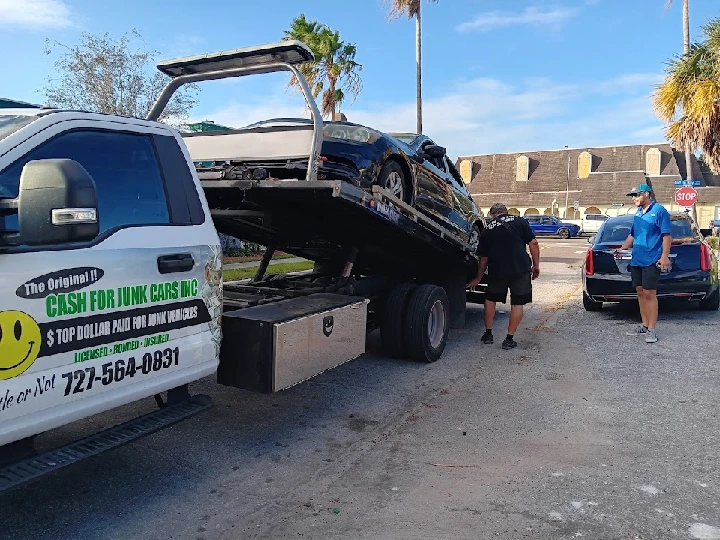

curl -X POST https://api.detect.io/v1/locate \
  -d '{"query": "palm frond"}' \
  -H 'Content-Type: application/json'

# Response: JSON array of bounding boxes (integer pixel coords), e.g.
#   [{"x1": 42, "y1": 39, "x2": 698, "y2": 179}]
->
[
  {"x1": 283, "y1": 14, "x2": 363, "y2": 118},
  {"x1": 383, "y1": 0, "x2": 438, "y2": 20}
]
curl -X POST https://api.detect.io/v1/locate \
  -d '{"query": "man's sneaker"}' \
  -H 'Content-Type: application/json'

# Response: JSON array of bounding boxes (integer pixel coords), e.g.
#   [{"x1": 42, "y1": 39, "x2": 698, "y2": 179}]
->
[
  {"x1": 626, "y1": 324, "x2": 648, "y2": 336},
  {"x1": 481, "y1": 331, "x2": 493, "y2": 344},
  {"x1": 645, "y1": 329, "x2": 658, "y2": 343},
  {"x1": 501, "y1": 337, "x2": 517, "y2": 350}
]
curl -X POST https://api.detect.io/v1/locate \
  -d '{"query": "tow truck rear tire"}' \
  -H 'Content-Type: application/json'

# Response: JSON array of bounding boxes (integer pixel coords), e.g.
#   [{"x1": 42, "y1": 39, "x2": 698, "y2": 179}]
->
[
  {"x1": 380, "y1": 283, "x2": 416, "y2": 358},
  {"x1": 404, "y1": 284, "x2": 449, "y2": 363}
]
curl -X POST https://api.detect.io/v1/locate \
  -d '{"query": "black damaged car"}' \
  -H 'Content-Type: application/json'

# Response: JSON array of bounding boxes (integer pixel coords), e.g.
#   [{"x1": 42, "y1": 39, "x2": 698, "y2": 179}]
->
[
  {"x1": 581, "y1": 212, "x2": 719, "y2": 311},
  {"x1": 237, "y1": 118, "x2": 485, "y2": 251}
]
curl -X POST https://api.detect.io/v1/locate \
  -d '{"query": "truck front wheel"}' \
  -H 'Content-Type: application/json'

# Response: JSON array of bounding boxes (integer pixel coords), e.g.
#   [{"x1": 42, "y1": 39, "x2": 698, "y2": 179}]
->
[{"x1": 404, "y1": 284, "x2": 450, "y2": 363}]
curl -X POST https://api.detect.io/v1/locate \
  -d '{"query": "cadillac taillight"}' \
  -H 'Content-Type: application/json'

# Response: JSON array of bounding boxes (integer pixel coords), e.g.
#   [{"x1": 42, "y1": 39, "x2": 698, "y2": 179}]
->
[
  {"x1": 585, "y1": 249, "x2": 595, "y2": 275},
  {"x1": 700, "y1": 242, "x2": 712, "y2": 272}
]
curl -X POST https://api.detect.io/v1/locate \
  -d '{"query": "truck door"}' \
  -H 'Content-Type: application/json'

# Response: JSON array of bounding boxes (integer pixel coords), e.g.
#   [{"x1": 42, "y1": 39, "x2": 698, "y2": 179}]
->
[{"x1": 0, "y1": 121, "x2": 221, "y2": 447}]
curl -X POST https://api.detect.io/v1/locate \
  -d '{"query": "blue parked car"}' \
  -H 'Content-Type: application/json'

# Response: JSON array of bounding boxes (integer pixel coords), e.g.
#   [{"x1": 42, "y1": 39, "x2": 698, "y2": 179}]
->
[{"x1": 523, "y1": 214, "x2": 581, "y2": 239}]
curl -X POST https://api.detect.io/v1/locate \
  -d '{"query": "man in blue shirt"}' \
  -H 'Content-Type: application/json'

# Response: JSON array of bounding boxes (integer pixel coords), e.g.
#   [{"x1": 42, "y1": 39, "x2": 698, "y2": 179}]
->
[{"x1": 616, "y1": 183, "x2": 672, "y2": 343}]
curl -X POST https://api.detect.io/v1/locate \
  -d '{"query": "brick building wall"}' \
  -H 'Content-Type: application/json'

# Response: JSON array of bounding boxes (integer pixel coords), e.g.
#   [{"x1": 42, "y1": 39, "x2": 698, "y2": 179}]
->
[{"x1": 456, "y1": 143, "x2": 720, "y2": 224}]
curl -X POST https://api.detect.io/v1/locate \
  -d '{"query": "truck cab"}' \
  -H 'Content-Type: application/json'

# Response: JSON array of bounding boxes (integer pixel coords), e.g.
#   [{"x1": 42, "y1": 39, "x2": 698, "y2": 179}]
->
[{"x1": 0, "y1": 109, "x2": 223, "y2": 449}]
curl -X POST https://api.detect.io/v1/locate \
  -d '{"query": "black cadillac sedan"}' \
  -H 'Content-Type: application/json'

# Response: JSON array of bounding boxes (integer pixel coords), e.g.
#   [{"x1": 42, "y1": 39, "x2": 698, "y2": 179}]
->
[
  {"x1": 581, "y1": 212, "x2": 719, "y2": 311},
  {"x1": 240, "y1": 118, "x2": 485, "y2": 252}
]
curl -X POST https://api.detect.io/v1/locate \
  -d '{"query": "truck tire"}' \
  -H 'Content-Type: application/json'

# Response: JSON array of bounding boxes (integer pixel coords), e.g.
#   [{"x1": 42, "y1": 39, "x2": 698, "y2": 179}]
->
[
  {"x1": 558, "y1": 227, "x2": 570, "y2": 239},
  {"x1": 404, "y1": 284, "x2": 449, "y2": 363},
  {"x1": 380, "y1": 283, "x2": 416, "y2": 358},
  {"x1": 700, "y1": 287, "x2": 720, "y2": 311}
]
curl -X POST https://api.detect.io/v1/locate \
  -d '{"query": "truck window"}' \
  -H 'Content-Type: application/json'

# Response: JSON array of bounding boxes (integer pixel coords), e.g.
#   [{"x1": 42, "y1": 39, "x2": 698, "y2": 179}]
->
[{"x1": 0, "y1": 130, "x2": 170, "y2": 235}]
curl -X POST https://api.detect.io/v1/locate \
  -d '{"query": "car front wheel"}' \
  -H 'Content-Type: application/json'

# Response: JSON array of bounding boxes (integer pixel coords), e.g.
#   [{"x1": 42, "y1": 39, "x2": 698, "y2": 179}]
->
[
  {"x1": 378, "y1": 160, "x2": 408, "y2": 203},
  {"x1": 558, "y1": 227, "x2": 570, "y2": 239}
]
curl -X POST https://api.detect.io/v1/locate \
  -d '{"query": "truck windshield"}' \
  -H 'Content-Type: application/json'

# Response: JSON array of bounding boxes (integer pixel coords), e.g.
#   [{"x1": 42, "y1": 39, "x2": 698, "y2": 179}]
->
[{"x1": 0, "y1": 115, "x2": 36, "y2": 141}]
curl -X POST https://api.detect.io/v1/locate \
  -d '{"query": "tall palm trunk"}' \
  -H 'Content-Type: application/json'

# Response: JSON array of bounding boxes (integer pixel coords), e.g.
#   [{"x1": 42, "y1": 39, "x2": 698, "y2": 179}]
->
[
  {"x1": 682, "y1": 0, "x2": 690, "y2": 53},
  {"x1": 415, "y1": 5, "x2": 422, "y2": 134}
]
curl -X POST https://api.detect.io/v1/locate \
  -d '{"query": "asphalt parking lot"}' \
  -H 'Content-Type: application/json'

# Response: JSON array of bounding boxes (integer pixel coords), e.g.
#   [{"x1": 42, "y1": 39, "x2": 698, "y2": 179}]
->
[{"x1": 1, "y1": 237, "x2": 719, "y2": 540}]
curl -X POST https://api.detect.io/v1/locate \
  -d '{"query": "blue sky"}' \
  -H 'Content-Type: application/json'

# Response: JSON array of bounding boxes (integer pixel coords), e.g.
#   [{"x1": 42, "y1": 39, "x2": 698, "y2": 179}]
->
[{"x1": 1, "y1": 0, "x2": 718, "y2": 158}]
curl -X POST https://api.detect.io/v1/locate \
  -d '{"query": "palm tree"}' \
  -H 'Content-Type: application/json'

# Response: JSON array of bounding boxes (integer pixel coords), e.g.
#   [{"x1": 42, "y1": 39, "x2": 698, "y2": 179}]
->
[
  {"x1": 384, "y1": 0, "x2": 438, "y2": 134},
  {"x1": 653, "y1": 17, "x2": 720, "y2": 173},
  {"x1": 664, "y1": 0, "x2": 695, "y2": 186},
  {"x1": 284, "y1": 14, "x2": 363, "y2": 119}
]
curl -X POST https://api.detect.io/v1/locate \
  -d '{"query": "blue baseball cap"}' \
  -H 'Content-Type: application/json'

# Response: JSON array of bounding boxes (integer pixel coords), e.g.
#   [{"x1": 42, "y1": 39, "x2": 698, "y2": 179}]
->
[{"x1": 626, "y1": 183, "x2": 653, "y2": 196}]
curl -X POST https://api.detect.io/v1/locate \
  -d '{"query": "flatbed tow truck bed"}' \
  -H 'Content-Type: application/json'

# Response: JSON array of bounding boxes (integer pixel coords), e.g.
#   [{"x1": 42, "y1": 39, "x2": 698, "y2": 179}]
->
[{"x1": 202, "y1": 178, "x2": 479, "y2": 281}]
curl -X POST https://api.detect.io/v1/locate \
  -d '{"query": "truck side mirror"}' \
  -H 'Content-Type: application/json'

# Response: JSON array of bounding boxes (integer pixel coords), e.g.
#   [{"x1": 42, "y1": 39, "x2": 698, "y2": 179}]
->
[{"x1": 18, "y1": 159, "x2": 99, "y2": 246}]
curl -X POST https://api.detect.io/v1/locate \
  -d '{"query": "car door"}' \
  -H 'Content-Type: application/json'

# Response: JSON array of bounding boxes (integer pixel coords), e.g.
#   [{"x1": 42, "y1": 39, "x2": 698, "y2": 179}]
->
[
  {"x1": 525, "y1": 215, "x2": 541, "y2": 234},
  {"x1": 0, "y1": 119, "x2": 221, "y2": 445},
  {"x1": 411, "y1": 139, "x2": 454, "y2": 228},
  {"x1": 540, "y1": 216, "x2": 557, "y2": 234},
  {"x1": 443, "y1": 156, "x2": 477, "y2": 236}
]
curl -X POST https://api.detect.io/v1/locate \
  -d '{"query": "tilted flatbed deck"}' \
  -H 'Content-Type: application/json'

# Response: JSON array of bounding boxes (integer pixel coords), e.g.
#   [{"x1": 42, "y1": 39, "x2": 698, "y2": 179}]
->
[{"x1": 200, "y1": 176, "x2": 479, "y2": 282}]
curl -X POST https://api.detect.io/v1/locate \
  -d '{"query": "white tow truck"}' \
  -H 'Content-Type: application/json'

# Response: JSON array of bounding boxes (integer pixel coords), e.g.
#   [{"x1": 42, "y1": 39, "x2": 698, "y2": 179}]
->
[{"x1": 0, "y1": 41, "x2": 484, "y2": 491}]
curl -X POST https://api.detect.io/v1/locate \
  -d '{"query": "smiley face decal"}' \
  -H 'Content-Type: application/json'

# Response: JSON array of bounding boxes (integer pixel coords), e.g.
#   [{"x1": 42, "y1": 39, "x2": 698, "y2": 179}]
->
[{"x1": 0, "y1": 311, "x2": 41, "y2": 380}]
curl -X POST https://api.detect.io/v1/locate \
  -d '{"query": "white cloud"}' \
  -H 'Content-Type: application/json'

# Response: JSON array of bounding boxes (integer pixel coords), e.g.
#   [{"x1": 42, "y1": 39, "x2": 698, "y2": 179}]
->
[
  {"x1": 0, "y1": 0, "x2": 72, "y2": 29},
  {"x1": 193, "y1": 73, "x2": 667, "y2": 159},
  {"x1": 594, "y1": 73, "x2": 664, "y2": 94},
  {"x1": 457, "y1": 7, "x2": 579, "y2": 33}
]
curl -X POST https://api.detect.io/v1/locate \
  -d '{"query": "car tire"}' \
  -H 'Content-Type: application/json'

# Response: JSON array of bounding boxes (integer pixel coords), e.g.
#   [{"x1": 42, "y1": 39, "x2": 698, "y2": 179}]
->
[
  {"x1": 700, "y1": 287, "x2": 720, "y2": 311},
  {"x1": 378, "y1": 160, "x2": 409, "y2": 204},
  {"x1": 380, "y1": 282, "x2": 416, "y2": 358},
  {"x1": 558, "y1": 227, "x2": 570, "y2": 239},
  {"x1": 582, "y1": 292, "x2": 603, "y2": 311},
  {"x1": 403, "y1": 284, "x2": 449, "y2": 363}
]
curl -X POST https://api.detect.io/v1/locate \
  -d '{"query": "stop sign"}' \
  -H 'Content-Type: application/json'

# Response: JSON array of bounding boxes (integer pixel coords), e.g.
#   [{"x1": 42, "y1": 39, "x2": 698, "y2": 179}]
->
[{"x1": 675, "y1": 186, "x2": 698, "y2": 207}]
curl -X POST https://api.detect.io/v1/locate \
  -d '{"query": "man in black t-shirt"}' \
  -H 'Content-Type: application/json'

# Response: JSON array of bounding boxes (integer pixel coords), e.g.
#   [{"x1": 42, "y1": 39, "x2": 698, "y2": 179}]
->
[{"x1": 467, "y1": 203, "x2": 540, "y2": 350}]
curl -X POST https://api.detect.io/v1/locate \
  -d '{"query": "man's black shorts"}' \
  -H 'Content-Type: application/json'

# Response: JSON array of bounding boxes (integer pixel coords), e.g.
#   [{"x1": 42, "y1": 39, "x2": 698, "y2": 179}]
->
[
  {"x1": 630, "y1": 264, "x2": 661, "y2": 290},
  {"x1": 485, "y1": 272, "x2": 533, "y2": 305}
]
